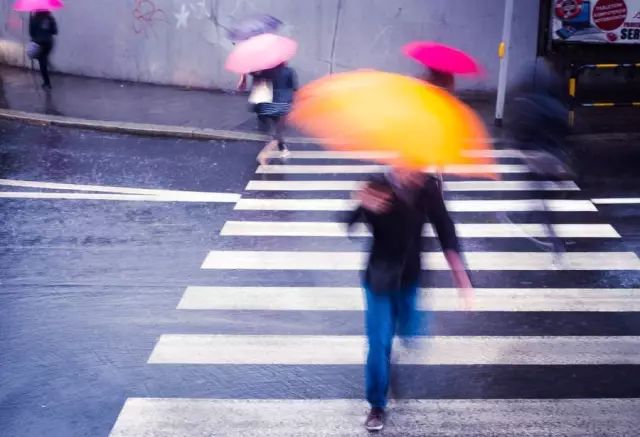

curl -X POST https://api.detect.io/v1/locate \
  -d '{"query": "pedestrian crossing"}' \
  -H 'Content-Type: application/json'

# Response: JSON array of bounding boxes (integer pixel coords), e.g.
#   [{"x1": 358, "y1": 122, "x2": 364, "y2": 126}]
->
[{"x1": 110, "y1": 145, "x2": 640, "y2": 435}]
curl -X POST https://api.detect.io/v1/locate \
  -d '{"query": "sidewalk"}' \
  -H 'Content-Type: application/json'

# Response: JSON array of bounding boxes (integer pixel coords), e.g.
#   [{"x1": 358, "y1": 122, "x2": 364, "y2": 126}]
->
[{"x1": 0, "y1": 64, "x2": 638, "y2": 141}]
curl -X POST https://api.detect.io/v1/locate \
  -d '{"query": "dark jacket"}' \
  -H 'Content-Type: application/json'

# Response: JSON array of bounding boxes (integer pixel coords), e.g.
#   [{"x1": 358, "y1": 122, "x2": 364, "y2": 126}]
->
[
  {"x1": 29, "y1": 12, "x2": 58, "y2": 45},
  {"x1": 251, "y1": 64, "x2": 298, "y2": 104},
  {"x1": 347, "y1": 174, "x2": 460, "y2": 294}
]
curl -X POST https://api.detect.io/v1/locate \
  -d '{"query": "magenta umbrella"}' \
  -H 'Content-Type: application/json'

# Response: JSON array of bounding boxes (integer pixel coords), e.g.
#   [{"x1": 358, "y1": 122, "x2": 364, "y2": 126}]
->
[
  {"x1": 13, "y1": 0, "x2": 63, "y2": 11},
  {"x1": 403, "y1": 41, "x2": 482, "y2": 76},
  {"x1": 225, "y1": 33, "x2": 297, "y2": 74}
]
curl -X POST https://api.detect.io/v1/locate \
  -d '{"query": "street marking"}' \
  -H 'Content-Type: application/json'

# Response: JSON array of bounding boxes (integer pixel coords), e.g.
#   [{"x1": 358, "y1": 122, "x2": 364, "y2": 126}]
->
[
  {"x1": 592, "y1": 198, "x2": 640, "y2": 205},
  {"x1": 110, "y1": 398, "x2": 640, "y2": 437},
  {"x1": 234, "y1": 198, "x2": 597, "y2": 212},
  {"x1": 0, "y1": 179, "x2": 240, "y2": 202},
  {"x1": 148, "y1": 334, "x2": 640, "y2": 364},
  {"x1": 256, "y1": 164, "x2": 530, "y2": 174},
  {"x1": 220, "y1": 221, "x2": 619, "y2": 238},
  {"x1": 246, "y1": 180, "x2": 581, "y2": 191},
  {"x1": 261, "y1": 149, "x2": 525, "y2": 159},
  {"x1": 178, "y1": 286, "x2": 640, "y2": 312},
  {"x1": 0, "y1": 191, "x2": 240, "y2": 203},
  {"x1": 201, "y1": 250, "x2": 640, "y2": 271}
]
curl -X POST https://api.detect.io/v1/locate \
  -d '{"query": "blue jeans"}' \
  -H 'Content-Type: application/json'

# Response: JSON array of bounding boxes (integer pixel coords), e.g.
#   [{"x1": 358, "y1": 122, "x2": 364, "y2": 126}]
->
[{"x1": 364, "y1": 284, "x2": 420, "y2": 409}]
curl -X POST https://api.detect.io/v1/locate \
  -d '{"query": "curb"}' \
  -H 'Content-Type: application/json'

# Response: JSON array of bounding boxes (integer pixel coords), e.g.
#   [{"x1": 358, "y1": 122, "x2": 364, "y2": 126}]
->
[
  {"x1": 0, "y1": 108, "x2": 318, "y2": 144},
  {"x1": 2, "y1": 108, "x2": 640, "y2": 144}
]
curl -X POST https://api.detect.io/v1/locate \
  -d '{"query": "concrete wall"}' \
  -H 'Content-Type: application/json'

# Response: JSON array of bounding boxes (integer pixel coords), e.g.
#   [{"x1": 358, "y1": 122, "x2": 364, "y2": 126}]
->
[{"x1": 0, "y1": 0, "x2": 541, "y2": 92}]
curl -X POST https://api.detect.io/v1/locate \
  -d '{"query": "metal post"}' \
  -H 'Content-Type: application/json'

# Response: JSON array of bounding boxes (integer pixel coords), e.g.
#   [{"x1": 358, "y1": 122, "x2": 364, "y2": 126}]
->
[
  {"x1": 568, "y1": 65, "x2": 577, "y2": 128},
  {"x1": 494, "y1": 0, "x2": 515, "y2": 127}
]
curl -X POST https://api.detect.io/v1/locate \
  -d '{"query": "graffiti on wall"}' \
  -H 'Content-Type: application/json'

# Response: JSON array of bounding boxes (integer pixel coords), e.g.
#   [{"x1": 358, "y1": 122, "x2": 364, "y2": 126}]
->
[
  {"x1": 174, "y1": 0, "x2": 212, "y2": 30},
  {"x1": 132, "y1": 0, "x2": 168, "y2": 37}
]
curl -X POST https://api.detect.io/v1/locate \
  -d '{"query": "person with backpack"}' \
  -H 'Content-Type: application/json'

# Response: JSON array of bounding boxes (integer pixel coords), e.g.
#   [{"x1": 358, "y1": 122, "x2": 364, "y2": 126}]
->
[{"x1": 29, "y1": 10, "x2": 57, "y2": 89}]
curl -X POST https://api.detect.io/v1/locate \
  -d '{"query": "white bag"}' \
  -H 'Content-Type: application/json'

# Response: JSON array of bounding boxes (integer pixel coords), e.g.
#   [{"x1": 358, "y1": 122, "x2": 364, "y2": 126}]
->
[{"x1": 248, "y1": 80, "x2": 273, "y2": 104}]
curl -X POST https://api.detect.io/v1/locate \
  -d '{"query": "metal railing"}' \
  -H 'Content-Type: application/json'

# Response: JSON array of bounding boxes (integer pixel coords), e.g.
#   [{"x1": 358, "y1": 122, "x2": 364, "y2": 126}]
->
[{"x1": 568, "y1": 63, "x2": 640, "y2": 127}]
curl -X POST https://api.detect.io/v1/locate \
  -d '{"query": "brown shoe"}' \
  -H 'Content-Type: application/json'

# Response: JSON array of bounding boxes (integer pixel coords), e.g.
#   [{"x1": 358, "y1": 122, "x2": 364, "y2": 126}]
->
[{"x1": 364, "y1": 407, "x2": 385, "y2": 431}]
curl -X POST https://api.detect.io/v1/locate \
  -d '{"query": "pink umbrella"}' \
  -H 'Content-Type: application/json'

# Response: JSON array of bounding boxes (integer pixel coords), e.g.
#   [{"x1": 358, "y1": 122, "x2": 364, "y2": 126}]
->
[
  {"x1": 13, "y1": 0, "x2": 63, "y2": 11},
  {"x1": 225, "y1": 33, "x2": 297, "y2": 74},
  {"x1": 403, "y1": 41, "x2": 482, "y2": 76}
]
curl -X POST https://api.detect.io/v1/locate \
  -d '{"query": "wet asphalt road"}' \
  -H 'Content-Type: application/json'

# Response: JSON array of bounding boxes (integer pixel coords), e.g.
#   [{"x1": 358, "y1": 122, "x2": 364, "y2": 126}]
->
[
  {"x1": 1, "y1": 120, "x2": 640, "y2": 436},
  {"x1": 0, "y1": 121, "x2": 263, "y2": 436}
]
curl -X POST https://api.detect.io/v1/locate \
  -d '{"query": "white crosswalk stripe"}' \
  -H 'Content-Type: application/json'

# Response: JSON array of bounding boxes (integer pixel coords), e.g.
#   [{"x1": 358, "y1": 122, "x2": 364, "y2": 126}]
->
[
  {"x1": 262, "y1": 148, "x2": 525, "y2": 159},
  {"x1": 235, "y1": 198, "x2": 597, "y2": 212},
  {"x1": 246, "y1": 179, "x2": 581, "y2": 191},
  {"x1": 148, "y1": 334, "x2": 640, "y2": 365},
  {"x1": 110, "y1": 398, "x2": 640, "y2": 437},
  {"x1": 177, "y1": 286, "x2": 640, "y2": 312},
  {"x1": 201, "y1": 250, "x2": 640, "y2": 271},
  {"x1": 221, "y1": 221, "x2": 620, "y2": 238},
  {"x1": 256, "y1": 164, "x2": 530, "y2": 174},
  {"x1": 111, "y1": 149, "x2": 640, "y2": 436}
]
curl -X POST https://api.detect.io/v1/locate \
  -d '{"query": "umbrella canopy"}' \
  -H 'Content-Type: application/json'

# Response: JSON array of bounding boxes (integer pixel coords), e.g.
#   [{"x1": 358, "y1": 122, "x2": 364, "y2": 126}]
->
[
  {"x1": 289, "y1": 70, "x2": 493, "y2": 172},
  {"x1": 403, "y1": 41, "x2": 482, "y2": 76},
  {"x1": 13, "y1": 0, "x2": 63, "y2": 12},
  {"x1": 227, "y1": 14, "x2": 283, "y2": 42},
  {"x1": 225, "y1": 33, "x2": 297, "y2": 74}
]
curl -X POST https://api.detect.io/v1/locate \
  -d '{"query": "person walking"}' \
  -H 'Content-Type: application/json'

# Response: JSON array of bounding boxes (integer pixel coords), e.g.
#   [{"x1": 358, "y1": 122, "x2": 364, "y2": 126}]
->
[
  {"x1": 248, "y1": 62, "x2": 297, "y2": 165},
  {"x1": 506, "y1": 92, "x2": 573, "y2": 256},
  {"x1": 422, "y1": 67, "x2": 455, "y2": 92},
  {"x1": 347, "y1": 168, "x2": 473, "y2": 432},
  {"x1": 29, "y1": 10, "x2": 57, "y2": 89}
]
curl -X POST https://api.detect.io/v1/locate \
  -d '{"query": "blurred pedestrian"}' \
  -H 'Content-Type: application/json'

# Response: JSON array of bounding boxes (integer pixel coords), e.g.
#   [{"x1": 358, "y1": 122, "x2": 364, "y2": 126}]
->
[
  {"x1": 347, "y1": 168, "x2": 473, "y2": 432},
  {"x1": 420, "y1": 67, "x2": 456, "y2": 188},
  {"x1": 29, "y1": 10, "x2": 57, "y2": 89},
  {"x1": 422, "y1": 67, "x2": 455, "y2": 93},
  {"x1": 249, "y1": 62, "x2": 298, "y2": 165},
  {"x1": 0, "y1": 73, "x2": 7, "y2": 108},
  {"x1": 507, "y1": 92, "x2": 573, "y2": 254}
]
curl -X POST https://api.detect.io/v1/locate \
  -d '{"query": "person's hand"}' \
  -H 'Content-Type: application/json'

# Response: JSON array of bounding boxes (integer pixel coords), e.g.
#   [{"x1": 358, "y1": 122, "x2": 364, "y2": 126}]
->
[
  {"x1": 354, "y1": 185, "x2": 392, "y2": 213},
  {"x1": 457, "y1": 286, "x2": 474, "y2": 311},
  {"x1": 444, "y1": 250, "x2": 474, "y2": 310}
]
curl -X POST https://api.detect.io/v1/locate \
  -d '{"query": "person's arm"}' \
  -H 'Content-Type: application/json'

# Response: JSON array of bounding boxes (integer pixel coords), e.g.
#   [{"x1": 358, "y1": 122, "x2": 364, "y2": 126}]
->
[
  {"x1": 353, "y1": 182, "x2": 392, "y2": 214},
  {"x1": 50, "y1": 15, "x2": 58, "y2": 35},
  {"x1": 444, "y1": 250, "x2": 473, "y2": 309},
  {"x1": 345, "y1": 206, "x2": 364, "y2": 233},
  {"x1": 237, "y1": 74, "x2": 247, "y2": 92},
  {"x1": 289, "y1": 68, "x2": 299, "y2": 91},
  {"x1": 425, "y1": 180, "x2": 474, "y2": 309},
  {"x1": 344, "y1": 182, "x2": 391, "y2": 238},
  {"x1": 29, "y1": 14, "x2": 36, "y2": 39}
]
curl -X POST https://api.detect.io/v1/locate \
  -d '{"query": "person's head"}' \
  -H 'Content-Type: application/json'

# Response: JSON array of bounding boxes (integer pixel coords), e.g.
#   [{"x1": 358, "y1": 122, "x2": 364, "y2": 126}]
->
[
  {"x1": 423, "y1": 68, "x2": 455, "y2": 92},
  {"x1": 391, "y1": 167, "x2": 424, "y2": 188}
]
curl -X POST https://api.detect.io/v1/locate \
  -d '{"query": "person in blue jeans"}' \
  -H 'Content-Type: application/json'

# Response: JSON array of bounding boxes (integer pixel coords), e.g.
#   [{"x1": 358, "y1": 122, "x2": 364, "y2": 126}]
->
[{"x1": 347, "y1": 168, "x2": 473, "y2": 432}]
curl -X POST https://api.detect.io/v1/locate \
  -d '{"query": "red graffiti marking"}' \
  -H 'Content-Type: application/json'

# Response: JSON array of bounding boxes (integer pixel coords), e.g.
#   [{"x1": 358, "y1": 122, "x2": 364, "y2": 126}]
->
[{"x1": 132, "y1": 0, "x2": 167, "y2": 36}]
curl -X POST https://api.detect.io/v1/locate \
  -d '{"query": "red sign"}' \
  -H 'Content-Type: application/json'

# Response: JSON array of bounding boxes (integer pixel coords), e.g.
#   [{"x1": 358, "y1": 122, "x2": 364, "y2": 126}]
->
[
  {"x1": 593, "y1": 0, "x2": 628, "y2": 31},
  {"x1": 552, "y1": 0, "x2": 640, "y2": 43},
  {"x1": 555, "y1": 0, "x2": 585, "y2": 19}
]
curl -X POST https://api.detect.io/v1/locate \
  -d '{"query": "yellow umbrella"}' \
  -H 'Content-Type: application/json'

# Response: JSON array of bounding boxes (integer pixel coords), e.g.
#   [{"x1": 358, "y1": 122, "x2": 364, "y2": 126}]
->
[{"x1": 289, "y1": 70, "x2": 494, "y2": 173}]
